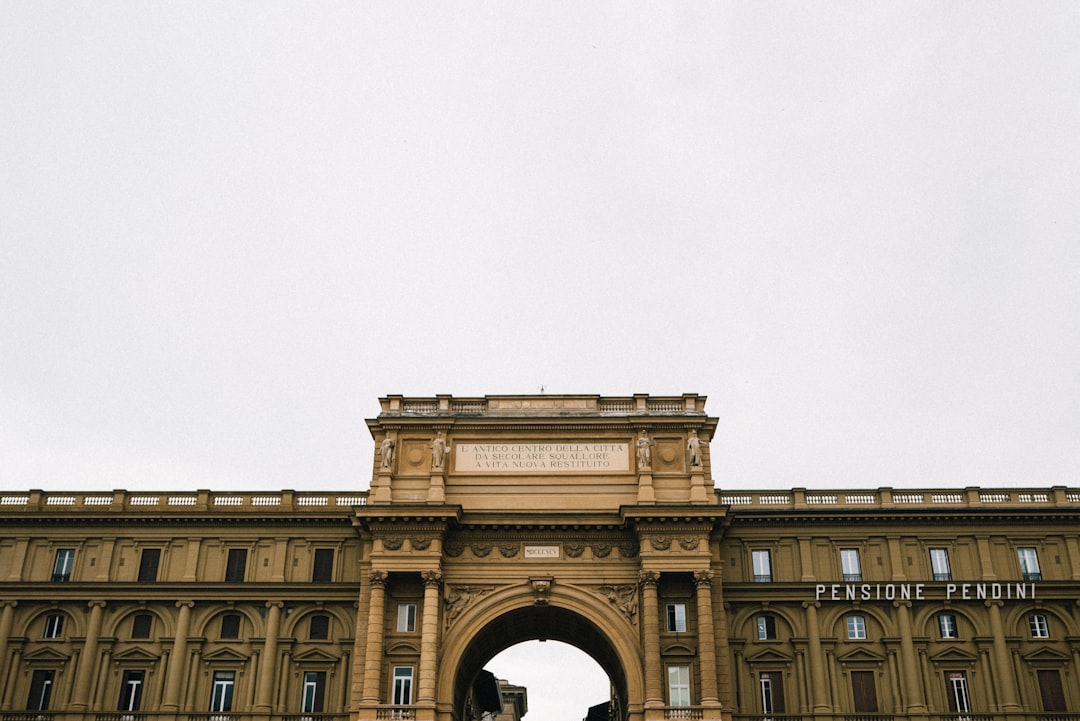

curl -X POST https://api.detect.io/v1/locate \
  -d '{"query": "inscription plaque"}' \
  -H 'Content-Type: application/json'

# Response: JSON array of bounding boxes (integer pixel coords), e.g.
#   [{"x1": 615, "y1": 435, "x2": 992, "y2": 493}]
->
[{"x1": 454, "y1": 442, "x2": 630, "y2": 472}]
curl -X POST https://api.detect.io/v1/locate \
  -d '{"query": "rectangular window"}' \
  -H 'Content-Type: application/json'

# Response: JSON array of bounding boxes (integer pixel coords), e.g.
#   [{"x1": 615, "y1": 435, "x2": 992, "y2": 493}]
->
[
  {"x1": 841, "y1": 549, "x2": 862, "y2": 582},
  {"x1": 392, "y1": 666, "x2": 414, "y2": 705},
  {"x1": 1037, "y1": 669, "x2": 1067, "y2": 712},
  {"x1": 666, "y1": 603, "x2": 687, "y2": 633},
  {"x1": 210, "y1": 671, "x2": 235, "y2": 712},
  {"x1": 945, "y1": 671, "x2": 970, "y2": 714},
  {"x1": 1030, "y1": 613, "x2": 1050, "y2": 638},
  {"x1": 118, "y1": 670, "x2": 144, "y2": 711},
  {"x1": 847, "y1": 615, "x2": 867, "y2": 640},
  {"x1": 1018, "y1": 548, "x2": 1042, "y2": 581},
  {"x1": 752, "y1": 550, "x2": 772, "y2": 583},
  {"x1": 759, "y1": 672, "x2": 785, "y2": 714},
  {"x1": 930, "y1": 548, "x2": 952, "y2": 581},
  {"x1": 397, "y1": 604, "x2": 417, "y2": 633},
  {"x1": 225, "y1": 548, "x2": 247, "y2": 583},
  {"x1": 131, "y1": 613, "x2": 152, "y2": 639},
  {"x1": 667, "y1": 665, "x2": 690, "y2": 707},
  {"x1": 939, "y1": 614, "x2": 958, "y2": 639},
  {"x1": 312, "y1": 549, "x2": 334, "y2": 583},
  {"x1": 52, "y1": 549, "x2": 75, "y2": 582},
  {"x1": 220, "y1": 614, "x2": 241, "y2": 640},
  {"x1": 43, "y1": 614, "x2": 65, "y2": 639},
  {"x1": 310, "y1": 614, "x2": 330, "y2": 640},
  {"x1": 851, "y1": 670, "x2": 878, "y2": 713},
  {"x1": 27, "y1": 670, "x2": 54, "y2": 710},
  {"x1": 756, "y1": 615, "x2": 776, "y2": 640},
  {"x1": 137, "y1": 548, "x2": 161, "y2": 582},
  {"x1": 302, "y1": 671, "x2": 326, "y2": 713}
]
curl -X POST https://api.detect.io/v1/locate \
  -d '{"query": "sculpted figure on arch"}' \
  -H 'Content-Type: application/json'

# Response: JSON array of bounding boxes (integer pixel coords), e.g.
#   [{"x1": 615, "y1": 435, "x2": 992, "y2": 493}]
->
[
  {"x1": 380, "y1": 435, "x2": 395, "y2": 469},
  {"x1": 687, "y1": 429, "x2": 703, "y2": 467},
  {"x1": 636, "y1": 430, "x2": 654, "y2": 468},
  {"x1": 431, "y1": 431, "x2": 447, "y2": 469}
]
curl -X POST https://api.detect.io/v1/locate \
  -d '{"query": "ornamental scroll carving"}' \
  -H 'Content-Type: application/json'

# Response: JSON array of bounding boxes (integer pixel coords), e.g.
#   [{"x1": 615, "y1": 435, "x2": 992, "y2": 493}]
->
[
  {"x1": 618, "y1": 544, "x2": 639, "y2": 558},
  {"x1": 591, "y1": 543, "x2": 612, "y2": 558},
  {"x1": 471, "y1": 543, "x2": 492, "y2": 557},
  {"x1": 444, "y1": 585, "x2": 493, "y2": 629},
  {"x1": 411, "y1": 537, "x2": 433, "y2": 551},
  {"x1": 444, "y1": 542, "x2": 464, "y2": 557},
  {"x1": 498, "y1": 543, "x2": 520, "y2": 558},
  {"x1": 383, "y1": 538, "x2": 404, "y2": 551},
  {"x1": 679, "y1": 537, "x2": 701, "y2": 551},
  {"x1": 596, "y1": 584, "x2": 638, "y2": 624},
  {"x1": 650, "y1": 537, "x2": 672, "y2": 551}
]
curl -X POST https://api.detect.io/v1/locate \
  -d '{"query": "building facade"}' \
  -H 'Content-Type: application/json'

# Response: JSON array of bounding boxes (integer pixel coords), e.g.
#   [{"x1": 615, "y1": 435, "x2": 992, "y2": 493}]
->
[{"x1": 0, "y1": 393, "x2": 1077, "y2": 721}]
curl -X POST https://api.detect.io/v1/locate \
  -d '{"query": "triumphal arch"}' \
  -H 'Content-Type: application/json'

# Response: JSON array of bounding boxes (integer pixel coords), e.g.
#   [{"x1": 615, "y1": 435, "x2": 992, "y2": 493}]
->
[{"x1": 352, "y1": 394, "x2": 728, "y2": 721}]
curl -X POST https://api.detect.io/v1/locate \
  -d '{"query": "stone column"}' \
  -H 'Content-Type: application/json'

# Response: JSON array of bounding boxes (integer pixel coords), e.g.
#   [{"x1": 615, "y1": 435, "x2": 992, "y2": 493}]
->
[
  {"x1": 640, "y1": 570, "x2": 662, "y2": 707},
  {"x1": 693, "y1": 571, "x2": 720, "y2": 708},
  {"x1": 1, "y1": 649, "x2": 22, "y2": 710},
  {"x1": 362, "y1": 571, "x2": 389, "y2": 703},
  {"x1": 161, "y1": 600, "x2": 194, "y2": 711},
  {"x1": 254, "y1": 601, "x2": 284, "y2": 711},
  {"x1": 894, "y1": 601, "x2": 926, "y2": 712},
  {"x1": 0, "y1": 601, "x2": 16, "y2": 705},
  {"x1": 803, "y1": 602, "x2": 831, "y2": 712},
  {"x1": 986, "y1": 601, "x2": 1021, "y2": 711},
  {"x1": 70, "y1": 600, "x2": 106, "y2": 709},
  {"x1": 418, "y1": 570, "x2": 442, "y2": 703}
]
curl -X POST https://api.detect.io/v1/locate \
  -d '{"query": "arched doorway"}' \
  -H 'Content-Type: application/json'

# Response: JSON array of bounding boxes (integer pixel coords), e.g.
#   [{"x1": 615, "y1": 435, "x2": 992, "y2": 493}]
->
[
  {"x1": 436, "y1": 585, "x2": 645, "y2": 721},
  {"x1": 450, "y1": 606, "x2": 628, "y2": 721}
]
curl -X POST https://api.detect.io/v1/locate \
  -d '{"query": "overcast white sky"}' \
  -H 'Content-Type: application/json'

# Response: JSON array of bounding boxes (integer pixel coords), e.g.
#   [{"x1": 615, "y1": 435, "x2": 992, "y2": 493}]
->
[{"x1": 2, "y1": 4, "x2": 1079, "y2": 716}]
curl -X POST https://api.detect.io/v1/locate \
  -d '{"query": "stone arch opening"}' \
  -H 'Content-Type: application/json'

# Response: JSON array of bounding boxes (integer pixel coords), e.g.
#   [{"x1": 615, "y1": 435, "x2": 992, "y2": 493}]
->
[{"x1": 448, "y1": 605, "x2": 631, "y2": 721}]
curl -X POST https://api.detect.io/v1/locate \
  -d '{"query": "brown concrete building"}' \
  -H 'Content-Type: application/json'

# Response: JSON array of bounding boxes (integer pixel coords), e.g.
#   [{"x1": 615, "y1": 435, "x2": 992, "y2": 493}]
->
[{"x1": 0, "y1": 394, "x2": 1077, "y2": 721}]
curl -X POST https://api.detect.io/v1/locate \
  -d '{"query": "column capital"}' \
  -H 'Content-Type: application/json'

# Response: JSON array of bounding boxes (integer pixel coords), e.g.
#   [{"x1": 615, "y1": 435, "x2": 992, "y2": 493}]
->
[
  {"x1": 265, "y1": 600, "x2": 285, "y2": 610},
  {"x1": 422, "y1": 570, "x2": 442, "y2": 586},
  {"x1": 802, "y1": 601, "x2": 820, "y2": 610},
  {"x1": 175, "y1": 600, "x2": 195, "y2": 609},
  {"x1": 892, "y1": 599, "x2": 913, "y2": 609},
  {"x1": 984, "y1": 599, "x2": 1005, "y2": 609},
  {"x1": 639, "y1": 569, "x2": 660, "y2": 586},
  {"x1": 0, "y1": 601, "x2": 17, "y2": 609},
  {"x1": 87, "y1": 600, "x2": 106, "y2": 610},
  {"x1": 370, "y1": 570, "x2": 388, "y2": 586},
  {"x1": 693, "y1": 570, "x2": 713, "y2": 586}
]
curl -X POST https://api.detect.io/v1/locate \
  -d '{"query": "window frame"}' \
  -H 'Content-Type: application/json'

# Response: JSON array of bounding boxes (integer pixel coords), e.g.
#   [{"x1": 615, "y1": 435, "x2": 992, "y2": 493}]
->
[
  {"x1": 929, "y1": 548, "x2": 952, "y2": 581},
  {"x1": 43, "y1": 613, "x2": 65, "y2": 639},
  {"x1": 752, "y1": 549, "x2": 772, "y2": 583},
  {"x1": 310, "y1": 614, "x2": 330, "y2": 640},
  {"x1": 118, "y1": 669, "x2": 145, "y2": 712},
  {"x1": 52, "y1": 549, "x2": 75, "y2": 582},
  {"x1": 302, "y1": 670, "x2": 326, "y2": 713},
  {"x1": 392, "y1": 666, "x2": 414, "y2": 706},
  {"x1": 756, "y1": 614, "x2": 777, "y2": 641},
  {"x1": 945, "y1": 671, "x2": 971, "y2": 714},
  {"x1": 938, "y1": 613, "x2": 958, "y2": 639},
  {"x1": 137, "y1": 548, "x2": 161, "y2": 582},
  {"x1": 27, "y1": 669, "x2": 55, "y2": 711},
  {"x1": 224, "y1": 548, "x2": 248, "y2": 583},
  {"x1": 220, "y1": 613, "x2": 241, "y2": 640},
  {"x1": 846, "y1": 614, "x2": 867, "y2": 640},
  {"x1": 1029, "y1": 613, "x2": 1050, "y2": 639},
  {"x1": 397, "y1": 603, "x2": 417, "y2": 633},
  {"x1": 210, "y1": 670, "x2": 235, "y2": 712},
  {"x1": 131, "y1": 613, "x2": 153, "y2": 639},
  {"x1": 1018, "y1": 547, "x2": 1042, "y2": 581},
  {"x1": 759, "y1": 671, "x2": 785, "y2": 714},
  {"x1": 312, "y1": 548, "x2": 335, "y2": 583},
  {"x1": 666, "y1": 603, "x2": 687, "y2": 633},
  {"x1": 840, "y1": 548, "x2": 862, "y2": 582},
  {"x1": 667, "y1": 664, "x2": 691, "y2": 707}
]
